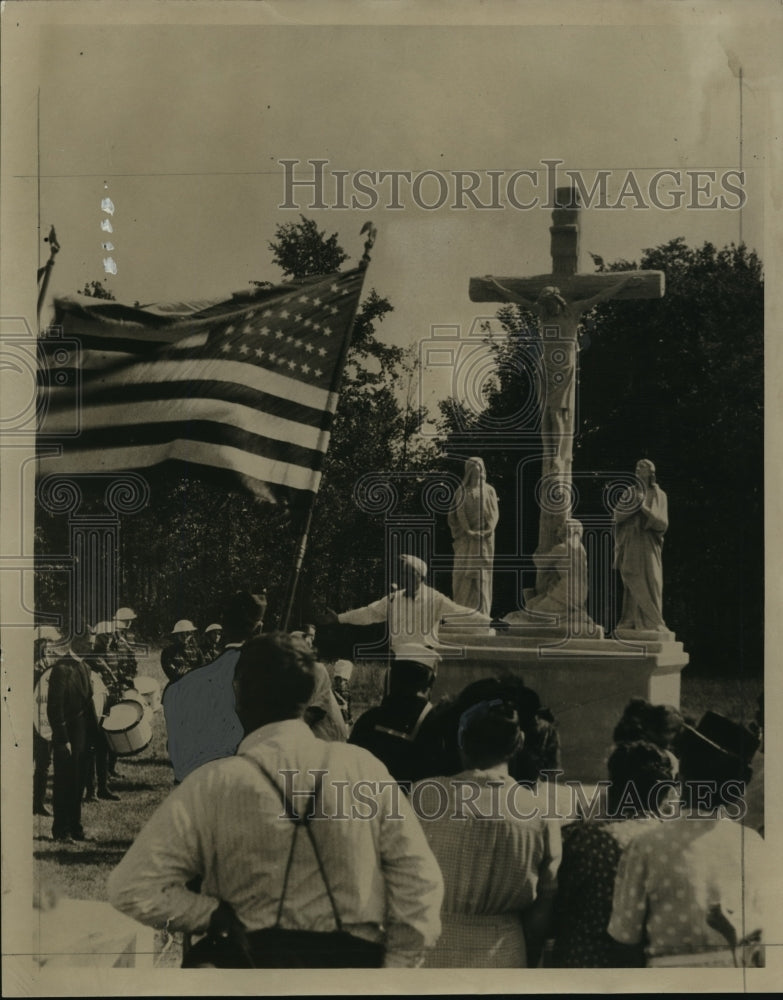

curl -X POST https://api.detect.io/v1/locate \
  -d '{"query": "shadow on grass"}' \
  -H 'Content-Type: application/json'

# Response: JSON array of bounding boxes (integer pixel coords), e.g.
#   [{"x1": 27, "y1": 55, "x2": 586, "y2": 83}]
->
[
  {"x1": 35, "y1": 847, "x2": 129, "y2": 866},
  {"x1": 107, "y1": 780, "x2": 158, "y2": 792},
  {"x1": 115, "y1": 756, "x2": 172, "y2": 768}
]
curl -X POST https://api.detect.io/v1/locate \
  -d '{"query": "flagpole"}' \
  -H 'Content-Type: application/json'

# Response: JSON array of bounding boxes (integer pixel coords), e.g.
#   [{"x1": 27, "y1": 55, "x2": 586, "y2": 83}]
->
[
  {"x1": 278, "y1": 222, "x2": 377, "y2": 632},
  {"x1": 37, "y1": 226, "x2": 60, "y2": 333}
]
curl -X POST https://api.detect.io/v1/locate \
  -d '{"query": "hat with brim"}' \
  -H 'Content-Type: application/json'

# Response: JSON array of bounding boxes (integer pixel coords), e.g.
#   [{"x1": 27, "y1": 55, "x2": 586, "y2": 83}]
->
[
  {"x1": 35, "y1": 625, "x2": 62, "y2": 643},
  {"x1": 205, "y1": 623, "x2": 222, "y2": 634},
  {"x1": 393, "y1": 643, "x2": 441, "y2": 672},
  {"x1": 682, "y1": 710, "x2": 759, "y2": 763},
  {"x1": 171, "y1": 619, "x2": 197, "y2": 635}
]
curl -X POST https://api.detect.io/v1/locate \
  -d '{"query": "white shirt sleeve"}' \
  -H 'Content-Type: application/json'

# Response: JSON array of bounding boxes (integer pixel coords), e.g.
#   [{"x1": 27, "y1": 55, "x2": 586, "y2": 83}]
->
[
  {"x1": 338, "y1": 595, "x2": 390, "y2": 627},
  {"x1": 106, "y1": 779, "x2": 220, "y2": 934}
]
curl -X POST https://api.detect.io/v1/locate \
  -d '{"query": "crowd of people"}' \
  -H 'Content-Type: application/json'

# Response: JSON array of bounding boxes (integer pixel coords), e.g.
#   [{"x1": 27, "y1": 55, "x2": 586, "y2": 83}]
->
[{"x1": 35, "y1": 559, "x2": 766, "y2": 970}]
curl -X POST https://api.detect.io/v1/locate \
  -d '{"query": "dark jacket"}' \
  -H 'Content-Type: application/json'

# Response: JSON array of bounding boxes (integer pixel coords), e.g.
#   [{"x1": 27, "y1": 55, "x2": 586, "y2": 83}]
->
[{"x1": 46, "y1": 653, "x2": 99, "y2": 745}]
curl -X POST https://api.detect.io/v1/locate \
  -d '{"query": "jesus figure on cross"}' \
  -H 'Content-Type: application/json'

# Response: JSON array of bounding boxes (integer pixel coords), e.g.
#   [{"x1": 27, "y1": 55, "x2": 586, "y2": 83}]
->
[{"x1": 470, "y1": 186, "x2": 665, "y2": 621}]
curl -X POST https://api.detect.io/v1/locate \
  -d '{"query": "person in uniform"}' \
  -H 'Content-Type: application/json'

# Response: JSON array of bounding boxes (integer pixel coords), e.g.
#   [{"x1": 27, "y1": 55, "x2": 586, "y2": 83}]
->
[{"x1": 161, "y1": 620, "x2": 206, "y2": 684}]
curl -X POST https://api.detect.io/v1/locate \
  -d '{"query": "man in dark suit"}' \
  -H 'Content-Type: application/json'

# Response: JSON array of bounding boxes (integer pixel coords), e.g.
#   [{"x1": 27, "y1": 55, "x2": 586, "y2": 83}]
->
[{"x1": 47, "y1": 631, "x2": 100, "y2": 842}]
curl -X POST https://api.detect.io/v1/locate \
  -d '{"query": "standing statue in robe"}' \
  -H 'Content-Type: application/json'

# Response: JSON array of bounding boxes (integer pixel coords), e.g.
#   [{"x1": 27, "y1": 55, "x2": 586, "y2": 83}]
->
[
  {"x1": 447, "y1": 457, "x2": 499, "y2": 616},
  {"x1": 614, "y1": 459, "x2": 669, "y2": 634}
]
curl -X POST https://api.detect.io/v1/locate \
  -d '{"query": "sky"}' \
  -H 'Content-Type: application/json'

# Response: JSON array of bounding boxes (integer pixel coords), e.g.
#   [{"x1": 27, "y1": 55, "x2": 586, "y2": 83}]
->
[{"x1": 35, "y1": 17, "x2": 771, "y2": 419}]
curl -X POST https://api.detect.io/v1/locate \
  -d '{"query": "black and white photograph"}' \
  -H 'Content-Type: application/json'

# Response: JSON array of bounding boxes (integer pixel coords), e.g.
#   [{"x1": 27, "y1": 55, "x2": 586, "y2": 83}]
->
[{"x1": 1, "y1": 0, "x2": 780, "y2": 994}]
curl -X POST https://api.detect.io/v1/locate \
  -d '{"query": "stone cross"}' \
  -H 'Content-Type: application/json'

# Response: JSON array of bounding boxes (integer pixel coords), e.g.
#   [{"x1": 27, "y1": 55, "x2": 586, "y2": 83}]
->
[{"x1": 469, "y1": 186, "x2": 665, "y2": 604}]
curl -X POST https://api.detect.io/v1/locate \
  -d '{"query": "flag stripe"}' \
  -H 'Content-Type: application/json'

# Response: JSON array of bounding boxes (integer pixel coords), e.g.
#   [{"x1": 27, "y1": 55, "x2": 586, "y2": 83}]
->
[
  {"x1": 38, "y1": 416, "x2": 328, "y2": 470},
  {"x1": 37, "y1": 439, "x2": 323, "y2": 493},
  {"x1": 42, "y1": 356, "x2": 337, "y2": 413},
  {"x1": 40, "y1": 376, "x2": 337, "y2": 431},
  {"x1": 41, "y1": 396, "x2": 330, "y2": 452}
]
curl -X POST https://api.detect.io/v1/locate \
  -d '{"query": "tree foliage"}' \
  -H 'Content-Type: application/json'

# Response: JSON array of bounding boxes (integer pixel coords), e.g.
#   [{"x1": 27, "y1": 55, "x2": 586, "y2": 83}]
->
[{"x1": 80, "y1": 279, "x2": 116, "y2": 300}]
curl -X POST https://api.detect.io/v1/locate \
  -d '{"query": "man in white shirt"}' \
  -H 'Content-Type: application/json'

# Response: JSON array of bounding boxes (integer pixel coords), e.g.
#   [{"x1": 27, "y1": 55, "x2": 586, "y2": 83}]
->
[
  {"x1": 326, "y1": 554, "x2": 491, "y2": 653},
  {"x1": 108, "y1": 632, "x2": 444, "y2": 967}
]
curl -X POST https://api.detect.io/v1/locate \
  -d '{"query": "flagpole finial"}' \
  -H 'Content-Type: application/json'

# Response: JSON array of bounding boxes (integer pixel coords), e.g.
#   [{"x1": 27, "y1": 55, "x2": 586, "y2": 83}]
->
[{"x1": 359, "y1": 221, "x2": 377, "y2": 270}]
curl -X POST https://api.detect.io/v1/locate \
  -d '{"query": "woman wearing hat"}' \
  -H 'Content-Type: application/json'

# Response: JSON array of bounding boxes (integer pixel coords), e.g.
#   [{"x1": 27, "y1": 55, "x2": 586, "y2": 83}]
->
[
  {"x1": 608, "y1": 712, "x2": 766, "y2": 966},
  {"x1": 161, "y1": 620, "x2": 206, "y2": 684}
]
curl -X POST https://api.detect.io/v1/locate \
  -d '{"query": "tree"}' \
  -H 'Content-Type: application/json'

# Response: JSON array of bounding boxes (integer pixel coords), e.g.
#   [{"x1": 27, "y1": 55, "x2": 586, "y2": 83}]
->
[
  {"x1": 438, "y1": 238, "x2": 764, "y2": 672},
  {"x1": 80, "y1": 279, "x2": 116, "y2": 300},
  {"x1": 267, "y1": 215, "x2": 348, "y2": 280}
]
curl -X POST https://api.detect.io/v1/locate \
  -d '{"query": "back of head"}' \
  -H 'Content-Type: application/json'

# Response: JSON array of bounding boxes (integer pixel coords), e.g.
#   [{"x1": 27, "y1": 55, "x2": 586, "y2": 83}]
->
[
  {"x1": 222, "y1": 590, "x2": 267, "y2": 643},
  {"x1": 388, "y1": 658, "x2": 435, "y2": 698},
  {"x1": 458, "y1": 698, "x2": 521, "y2": 770},
  {"x1": 613, "y1": 697, "x2": 652, "y2": 744},
  {"x1": 607, "y1": 740, "x2": 675, "y2": 816},
  {"x1": 234, "y1": 631, "x2": 317, "y2": 730}
]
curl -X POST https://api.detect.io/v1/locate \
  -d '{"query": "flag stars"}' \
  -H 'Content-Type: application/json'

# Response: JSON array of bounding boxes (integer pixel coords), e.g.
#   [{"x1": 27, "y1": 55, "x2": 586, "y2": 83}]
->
[
  {"x1": 245, "y1": 310, "x2": 255, "y2": 320},
  {"x1": 260, "y1": 326, "x2": 270, "y2": 336},
  {"x1": 330, "y1": 284, "x2": 339, "y2": 293},
  {"x1": 295, "y1": 314, "x2": 302, "y2": 323},
  {"x1": 287, "y1": 359, "x2": 297, "y2": 370},
  {"x1": 323, "y1": 326, "x2": 332, "y2": 337},
  {"x1": 301, "y1": 363, "x2": 311, "y2": 375},
  {"x1": 298, "y1": 295, "x2": 309, "y2": 304},
  {"x1": 314, "y1": 369, "x2": 323, "y2": 378},
  {"x1": 294, "y1": 338, "x2": 302, "y2": 348},
  {"x1": 220, "y1": 343, "x2": 231, "y2": 353},
  {"x1": 317, "y1": 347, "x2": 327, "y2": 357},
  {"x1": 304, "y1": 343, "x2": 314, "y2": 353},
  {"x1": 280, "y1": 310, "x2": 290, "y2": 319},
  {"x1": 254, "y1": 348, "x2": 265, "y2": 359},
  {"x1": 243, "y1": 324, "x2": 253, "y2": 334},
  {"x1": 275, "y1": 330, "x2": 284, "y2": 340},
  {"x1": 303, "y1": 318, "x2": 312, "y2": 328},
  {"x1": 224, "y1": 325, "x2": 236, "y2": 335},
  {"x1": 268, "y1": 352, "x2": 277, "y2": 363},
  {"x1": 329, "y1": 305, "x2": 339, "y2": 314},
  {"x1": 313, "y1": 297, "x2": 321, "y2": 307},
  {"x1": 262, "y1": 309, "x2": 273, "y2": 318},
  {"x1": 239, "y1": 344, "x2": 249, "y2": 355}
]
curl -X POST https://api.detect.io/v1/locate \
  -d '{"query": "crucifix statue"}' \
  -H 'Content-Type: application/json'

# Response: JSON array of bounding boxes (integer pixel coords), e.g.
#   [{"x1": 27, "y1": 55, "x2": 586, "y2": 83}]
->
[{"x1": 469, "y1": 186, "x2": 665, "y2": 618}]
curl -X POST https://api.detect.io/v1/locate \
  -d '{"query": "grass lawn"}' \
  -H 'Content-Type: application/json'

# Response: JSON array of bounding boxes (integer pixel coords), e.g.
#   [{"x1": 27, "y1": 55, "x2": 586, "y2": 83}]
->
[{"x1": 32, "y1": 649, "x2": 763, "y2": 967}]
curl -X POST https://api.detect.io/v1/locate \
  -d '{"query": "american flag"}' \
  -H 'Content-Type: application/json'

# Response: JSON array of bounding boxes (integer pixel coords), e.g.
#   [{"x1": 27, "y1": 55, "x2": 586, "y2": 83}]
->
[{"x1": 37, "y1": 267, "x2": 368, "y2": 502}]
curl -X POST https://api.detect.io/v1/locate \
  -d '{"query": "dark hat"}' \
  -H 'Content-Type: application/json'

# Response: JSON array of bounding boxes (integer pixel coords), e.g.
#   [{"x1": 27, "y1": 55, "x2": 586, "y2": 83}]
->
[
  {"x1": 222, "y1": 589, "x2": 267, "y2": 635},
  {"x1": 681, "y1": 711, "x2": 759, "y2": 767}
]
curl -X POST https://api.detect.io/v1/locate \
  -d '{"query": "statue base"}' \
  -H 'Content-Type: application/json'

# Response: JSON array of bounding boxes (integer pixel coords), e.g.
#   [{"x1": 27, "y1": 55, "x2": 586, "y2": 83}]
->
[{"x1": 432, "y1": 626, "x2": 688, "y2": 783}]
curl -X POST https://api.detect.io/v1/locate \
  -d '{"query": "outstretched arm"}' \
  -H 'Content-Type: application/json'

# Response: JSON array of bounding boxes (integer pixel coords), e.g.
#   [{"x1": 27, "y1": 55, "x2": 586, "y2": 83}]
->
[
  {"x1": 577, "y1": 273, "x2": 645, "y2": 312},
  {"x1": 484, "y1": 276, "x2": 538, "y2": 310}
]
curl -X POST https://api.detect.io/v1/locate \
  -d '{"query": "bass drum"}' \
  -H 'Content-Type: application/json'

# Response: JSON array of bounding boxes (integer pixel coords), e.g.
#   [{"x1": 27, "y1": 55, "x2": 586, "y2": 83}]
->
[
  {"x1": 34, "y1": 668, "x2": 52, "y2": 742},
  {"x1": 102, "y1": 699, "x2": 153, "y2": 756}
]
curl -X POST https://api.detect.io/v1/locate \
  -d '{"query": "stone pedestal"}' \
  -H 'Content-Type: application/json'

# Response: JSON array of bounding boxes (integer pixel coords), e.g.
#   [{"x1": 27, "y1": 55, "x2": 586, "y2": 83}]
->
[{"x1": 431, "y1": 627, "x2": 688, "y2": 783}]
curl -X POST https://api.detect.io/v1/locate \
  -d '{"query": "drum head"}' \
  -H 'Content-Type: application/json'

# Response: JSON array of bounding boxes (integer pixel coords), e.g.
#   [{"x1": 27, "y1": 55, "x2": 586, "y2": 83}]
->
[{"x1": 103, "y1": 699, "x2": 143, "y2": 733}]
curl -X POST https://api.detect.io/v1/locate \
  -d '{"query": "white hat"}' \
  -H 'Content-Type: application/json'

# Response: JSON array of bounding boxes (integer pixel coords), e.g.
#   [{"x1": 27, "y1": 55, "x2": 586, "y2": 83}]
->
[
  {"x1": 393, "y1": 643, "x2": 441, "y2": 669},
  {"x1": 93, "y1": 620, "x2": 115, "y2": 636},
  {"x1": 171, "y1": 619, "x2": 197, "y2": 635},
  {"x1": 34, "y1": 625, "x2": 62, "y2": 643},
  {"x1": 114, "y1": 607, "x2": 137, "y2": 629},
  {"x1": 398, "y1": 554, "x2": 428, "y2": 578},
  {"x1": 205, "y1": 623, "x2": 222, "y2": 633}
]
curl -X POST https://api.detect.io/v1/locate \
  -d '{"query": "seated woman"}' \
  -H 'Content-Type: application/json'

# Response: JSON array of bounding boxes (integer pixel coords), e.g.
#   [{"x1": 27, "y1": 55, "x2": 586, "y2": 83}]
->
[
  {"x1": 411, "y1": 699, "x2": 561, "y2": 968},
  {"x1": 550, "y1": 740, "x2": 676, "y2": 967}
]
